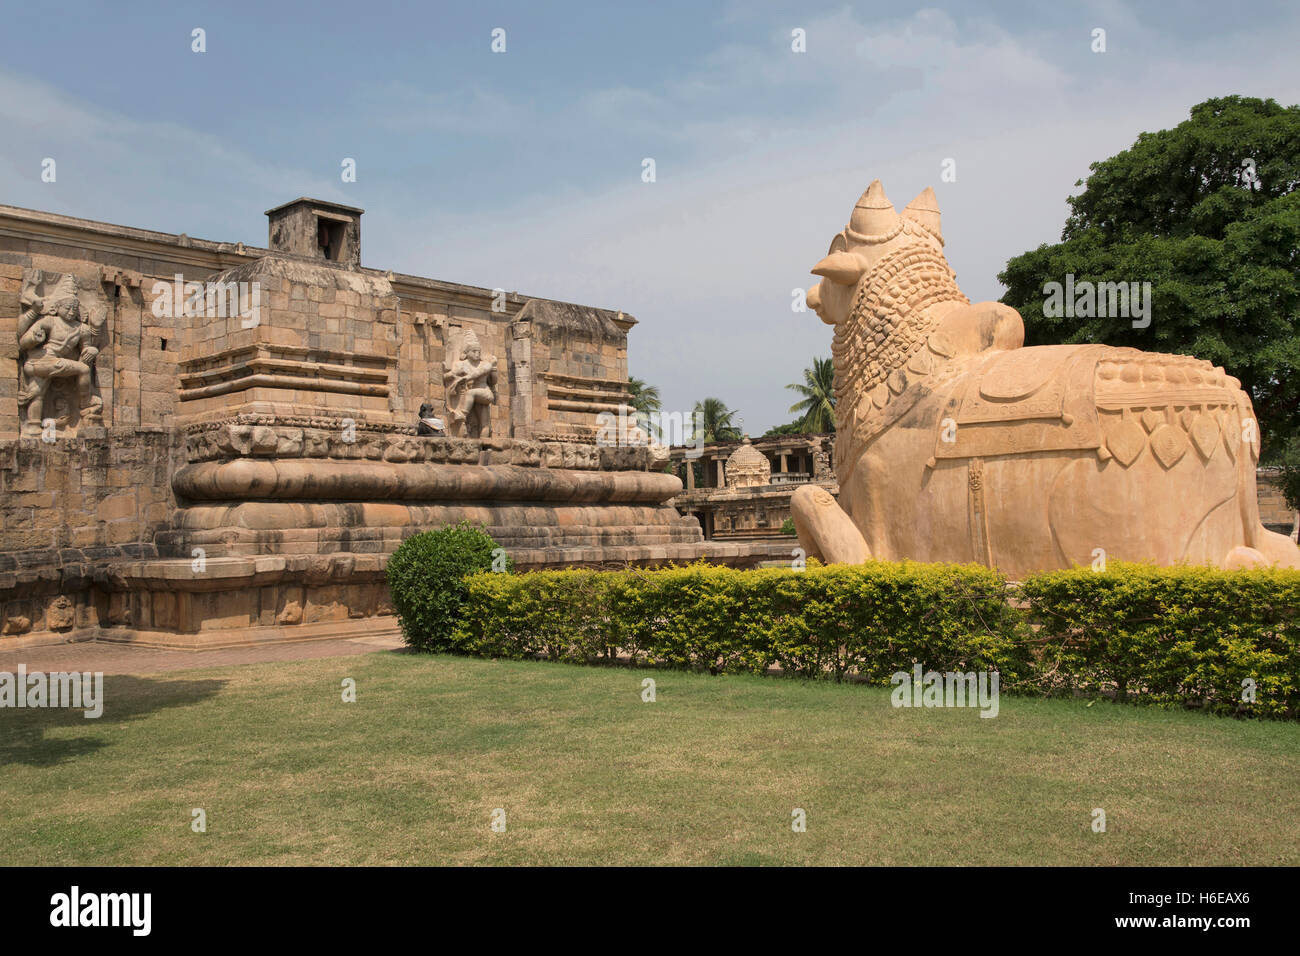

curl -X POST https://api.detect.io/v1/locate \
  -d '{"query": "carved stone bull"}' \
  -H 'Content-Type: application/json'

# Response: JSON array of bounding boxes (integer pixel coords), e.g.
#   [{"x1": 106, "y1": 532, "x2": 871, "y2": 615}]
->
[{"x1": 791, "y1": 180, "x2": 1300, "y2": 575}]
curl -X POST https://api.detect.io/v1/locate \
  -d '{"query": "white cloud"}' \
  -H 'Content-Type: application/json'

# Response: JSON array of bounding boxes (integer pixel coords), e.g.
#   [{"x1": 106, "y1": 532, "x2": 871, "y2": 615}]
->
[
  {"x1": 391, "y1": 6, "x2": 1300, "y2": 430},
  {"x1": 3, "y1": 4, "x2": 1300, "y2": 433},
  {"x1": 0, "y1": 69, "x2": 339, "y2": 241}
]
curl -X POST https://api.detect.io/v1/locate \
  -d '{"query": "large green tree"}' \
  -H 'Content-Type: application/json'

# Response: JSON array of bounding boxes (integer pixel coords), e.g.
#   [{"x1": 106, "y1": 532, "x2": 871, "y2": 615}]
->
[
  {"x1": 785, "y1": 356, "x2": 836, "y2": 433},
  {"x1": 690, "y1": 397, "x2": 742, "y2": 444},
  {"x1": 999, "y1": 95, "x2": 1300, "y2": 459},
  {"x1": 762, "y1": 421, "x2": 809, "y2": 437}
]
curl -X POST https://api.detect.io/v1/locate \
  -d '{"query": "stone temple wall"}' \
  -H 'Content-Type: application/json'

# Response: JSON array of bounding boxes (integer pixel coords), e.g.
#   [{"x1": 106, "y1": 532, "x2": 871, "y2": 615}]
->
[
  {"x1": 0, "y1": 201, "x2": 635, "y2": 443},
  {"x1": 0, "y1": 430, "x2": 179, "y2": 556},
  {"x1": 0, "y1": 430, "x2": 182, "y2": 638},
  {"x1": 1257, "y1": 468, "x2": 1298, "y2": 536},
  {"x1": 0, "y1": 199, "x2": 781, "y2": 649}
]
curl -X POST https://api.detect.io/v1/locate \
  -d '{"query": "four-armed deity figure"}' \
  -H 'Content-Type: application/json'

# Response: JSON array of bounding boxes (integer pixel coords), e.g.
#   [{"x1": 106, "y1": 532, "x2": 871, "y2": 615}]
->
[
  {"x1": 17, "y1": 275, "x2": 104, "y2": 436},
  {"x1": 443, "y1": 330, "x2": 498, "y2": 438}
]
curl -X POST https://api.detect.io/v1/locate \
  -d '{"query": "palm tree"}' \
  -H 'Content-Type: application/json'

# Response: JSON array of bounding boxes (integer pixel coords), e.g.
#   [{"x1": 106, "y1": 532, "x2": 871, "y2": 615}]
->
[
  {"x1": 627, "y1": 377, "x2": 662, "y2": 438},
  {"x1": 624, "y1": 377, "x2": 660, "y2": 421},
  {"x1": 786, "y1": 357, "x2": 836, "y2": 433},
  {"x1": 691, "y1": 397, "x2": 742, "y2": 444}
]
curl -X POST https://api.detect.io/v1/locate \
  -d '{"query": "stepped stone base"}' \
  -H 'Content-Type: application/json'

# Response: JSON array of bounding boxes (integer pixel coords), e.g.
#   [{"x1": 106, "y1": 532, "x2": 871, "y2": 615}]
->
[
  {"x1": 1, "y1": 540, "x2": 794, "y2": 650},
  {"x1": 1, "y1": 200, "x2": 787, "y2": 653}
]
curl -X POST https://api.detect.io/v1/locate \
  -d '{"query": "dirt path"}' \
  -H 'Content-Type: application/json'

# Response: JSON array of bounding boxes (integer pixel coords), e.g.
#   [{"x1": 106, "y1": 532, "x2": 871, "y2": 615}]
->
[{"x1": 0, "y1": 634, "x2": 406, "y2": 675}]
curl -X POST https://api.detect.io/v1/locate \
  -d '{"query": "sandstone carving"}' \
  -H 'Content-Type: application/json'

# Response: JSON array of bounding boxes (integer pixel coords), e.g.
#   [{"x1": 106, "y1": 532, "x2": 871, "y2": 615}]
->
[
  {"x1": 46, "y1": 595, "x2": 75, "y2": 631},
  {"x1": 725, "y1": 437, "x2": 771, "y2": 489},
  {"x1": 792, "y1": 180, "x2": 1300, "y2": 575},
  {"x1": 0, "y1": 197, "x2": 708, "y2": 649},
  {"x1": 443, "y1": 329, "x2": 498, "y2": 438},
  {"x1": 17, "y1": 272, "x2": 106, "y2": 436}
]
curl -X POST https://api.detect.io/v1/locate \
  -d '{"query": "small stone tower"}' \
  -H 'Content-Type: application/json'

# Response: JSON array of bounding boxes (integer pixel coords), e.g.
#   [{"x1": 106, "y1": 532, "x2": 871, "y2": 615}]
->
[
  {"x1": 265, "y1": 198, "x2": 364, "y2": 268},
  {"x1": 726, "y1": 436, "x2": 772, "y2": 489}
]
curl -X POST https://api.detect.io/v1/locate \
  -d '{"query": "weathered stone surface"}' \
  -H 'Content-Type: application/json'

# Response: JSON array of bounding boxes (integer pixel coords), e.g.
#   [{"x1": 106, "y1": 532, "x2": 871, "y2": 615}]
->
[
  {"x1": 725, "y1": 437, "x2": 771, "y2": 489},
  {"x1": 793, "y1": 180, "x2": 1300, "y2": 573},
  {"x1": 17, "y1": 271, "x2": 108, "y2": 437},
  {"x1": 0, "y1": 197, "x2": 709, "y2": 646},
  {"x1": 46, "y1": 595, "x2": 75, "y2": 630},
  {"x1": 443, "y1": 328, "x2": 497, "y2": 438}
]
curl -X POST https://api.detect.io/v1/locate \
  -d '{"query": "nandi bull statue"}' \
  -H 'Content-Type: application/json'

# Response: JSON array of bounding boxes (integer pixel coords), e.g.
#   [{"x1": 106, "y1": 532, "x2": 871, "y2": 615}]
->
[{"x1": 791, "y1": 180, "x2": 1300, "y2": 575}]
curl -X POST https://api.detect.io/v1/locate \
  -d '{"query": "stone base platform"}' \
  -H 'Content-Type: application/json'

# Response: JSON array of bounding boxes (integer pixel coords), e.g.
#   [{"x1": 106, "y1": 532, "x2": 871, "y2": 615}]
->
[
  {"x1": 1, "y1": 539, "x2": 796, "y2": 651},
  {"x1": 92, "y1": 616, "x2": 403, "y2": 651}
]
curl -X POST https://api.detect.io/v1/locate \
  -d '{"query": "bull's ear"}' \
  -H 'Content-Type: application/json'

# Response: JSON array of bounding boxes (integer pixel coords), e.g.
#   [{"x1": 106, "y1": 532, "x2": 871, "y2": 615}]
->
[{"x1": 811, "y1": 250, "x2": 867, "y2": 285}]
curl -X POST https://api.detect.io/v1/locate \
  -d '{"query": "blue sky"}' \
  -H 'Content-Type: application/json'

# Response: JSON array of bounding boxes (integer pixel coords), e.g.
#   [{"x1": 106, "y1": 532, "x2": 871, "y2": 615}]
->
[{"x1": 3, "y1": 0, "x2": 1299, "y2": 431}]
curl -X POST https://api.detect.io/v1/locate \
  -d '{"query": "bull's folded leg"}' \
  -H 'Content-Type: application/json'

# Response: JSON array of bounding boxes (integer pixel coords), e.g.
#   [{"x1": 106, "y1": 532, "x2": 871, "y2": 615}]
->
[
  {"x1": 791, "y1": 484, "x2": 871, "y2": 565},
  {"x1": 1253, "y1": 529, "x2": 1300, "y2": 569},
  {"x1": 1224, "y1": 546, "x2": 1269, "y2": 570}
]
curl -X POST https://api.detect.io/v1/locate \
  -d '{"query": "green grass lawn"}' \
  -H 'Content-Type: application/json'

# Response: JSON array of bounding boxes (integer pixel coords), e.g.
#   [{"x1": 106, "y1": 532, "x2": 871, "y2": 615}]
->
[{"x1": 3, "y1": 650, "x2": 1298, "y2": 865}]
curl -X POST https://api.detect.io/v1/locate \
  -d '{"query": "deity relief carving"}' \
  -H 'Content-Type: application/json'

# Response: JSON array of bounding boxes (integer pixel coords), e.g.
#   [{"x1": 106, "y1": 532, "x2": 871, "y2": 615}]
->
[
  {"x1": 17, "y1": 271, "x2": 107, "y2": 436},
  {"x1": 443, "y1": 328, "x2": 498, "y2": 438},
  {"x1": 46, "y1": 595, "x2": 75, "y2": 631}
]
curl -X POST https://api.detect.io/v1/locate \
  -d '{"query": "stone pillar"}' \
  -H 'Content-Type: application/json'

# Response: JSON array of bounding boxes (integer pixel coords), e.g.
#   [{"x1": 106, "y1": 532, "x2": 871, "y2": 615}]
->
[
  {"x1": 508, "y1": 318, "x2": 533, "y2": 439},
  {"x1": 780, "y1": 452, "x2": 788, "y2": 473},
  {"x1": 685, "y1": 459, "x2": 695, "y2": 490}
]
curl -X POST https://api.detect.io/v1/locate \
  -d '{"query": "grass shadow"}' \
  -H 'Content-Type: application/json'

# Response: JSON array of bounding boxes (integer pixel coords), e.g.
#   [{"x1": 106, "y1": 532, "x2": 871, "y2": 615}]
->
[{"x1": 0, "y1": 674, "x2": 226, "y2": 768}]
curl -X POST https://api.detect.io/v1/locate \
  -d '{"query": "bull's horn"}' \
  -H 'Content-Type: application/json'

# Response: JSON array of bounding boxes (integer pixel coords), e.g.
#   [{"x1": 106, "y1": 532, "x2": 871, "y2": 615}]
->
[
  {"x1": 903, "y1": 186, "x2": 943, "y2": 244},
  {"x1": 811, "y1": 250, "x2": 867, "y2": 285},
  {"x1": 848, "y1": 179, "x2": 897, "y2": 238}
]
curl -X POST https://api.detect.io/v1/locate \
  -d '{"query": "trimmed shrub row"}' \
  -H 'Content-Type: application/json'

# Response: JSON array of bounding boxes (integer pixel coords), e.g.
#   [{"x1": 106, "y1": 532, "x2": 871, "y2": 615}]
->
[
  {"x1": 387, "y1": 528, "x2": 1300, "y2": 718},
  {"x1": 1021, "y1": 564, "x2": 1300, "y2": 718},
  {"x1": 454, "y1": 562, "x2": 1030, "y2": 683}
]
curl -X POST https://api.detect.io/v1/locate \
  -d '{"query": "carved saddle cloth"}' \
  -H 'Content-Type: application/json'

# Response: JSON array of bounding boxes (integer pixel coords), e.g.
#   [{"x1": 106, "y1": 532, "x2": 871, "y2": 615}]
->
[{"x1": 930, "y1": 344, "x2": 1248, "y2": 469}]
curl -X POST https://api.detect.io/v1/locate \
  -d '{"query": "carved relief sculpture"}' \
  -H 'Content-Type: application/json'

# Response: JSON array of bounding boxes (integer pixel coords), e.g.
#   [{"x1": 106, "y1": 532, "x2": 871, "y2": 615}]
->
[
  {"x1": 443, "y1": 329, "x2": 498, "y2": 438},
  {"x1": 791, "y1": 181, "x2": 1300, "y2": 575},
  {"x1": 17, "y1": 272, "x2": 105, "y2": 436}
]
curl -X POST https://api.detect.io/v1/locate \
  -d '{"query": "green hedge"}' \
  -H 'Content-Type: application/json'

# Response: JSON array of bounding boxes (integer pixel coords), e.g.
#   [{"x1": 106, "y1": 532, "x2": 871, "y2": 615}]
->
[
  {"x1": 389, "y1": 546, "x2": 1300, "y2": 719},
  {"x1": 452, "y1": 562, "x2": 1031, "y2": 683},
  {"x1": 1020, "y1": 563, "x2": 1300, "y2": 718}
]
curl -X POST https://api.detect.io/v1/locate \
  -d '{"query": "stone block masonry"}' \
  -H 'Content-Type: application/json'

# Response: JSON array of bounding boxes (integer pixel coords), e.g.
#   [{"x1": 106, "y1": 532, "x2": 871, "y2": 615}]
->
[
  {"x1": 0, "y1": 198, "x2": 749, "y2": 649},
  {"x1": 0, "y1": 428, "x2": 181, "y2": 641}
]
